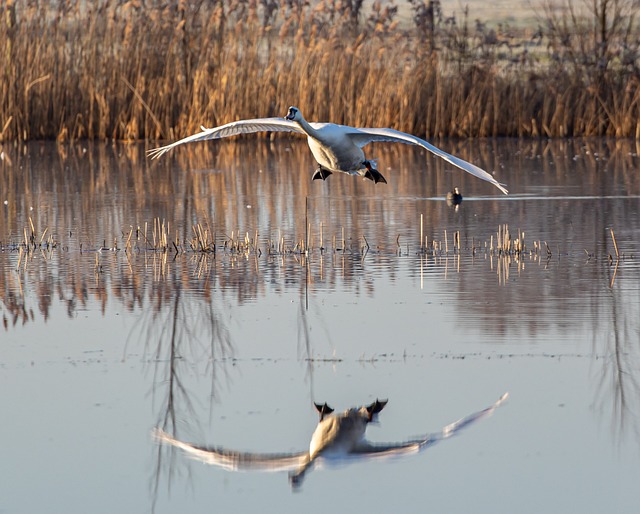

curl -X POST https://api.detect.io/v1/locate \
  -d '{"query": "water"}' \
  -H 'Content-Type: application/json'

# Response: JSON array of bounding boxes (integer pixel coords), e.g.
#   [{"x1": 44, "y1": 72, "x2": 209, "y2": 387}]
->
[{"x1": 1, "y1": 139, "x2": 639, "y2": 513}]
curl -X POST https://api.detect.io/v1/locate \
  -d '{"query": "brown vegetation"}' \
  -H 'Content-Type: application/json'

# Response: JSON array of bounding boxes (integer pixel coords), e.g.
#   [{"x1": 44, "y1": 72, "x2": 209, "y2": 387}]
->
[{"x1": 0, "y1": 0, "x2": 639, "y2": 141}]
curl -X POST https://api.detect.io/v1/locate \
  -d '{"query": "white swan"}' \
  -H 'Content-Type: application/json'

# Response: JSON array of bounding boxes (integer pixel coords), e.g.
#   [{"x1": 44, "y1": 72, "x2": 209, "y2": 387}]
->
[
  {"x1": 148, "y1": 106, "x2": 508, "y2": 194},
  {"x1": 153, "y1": 393, "x2": 509, "y2": 488}
]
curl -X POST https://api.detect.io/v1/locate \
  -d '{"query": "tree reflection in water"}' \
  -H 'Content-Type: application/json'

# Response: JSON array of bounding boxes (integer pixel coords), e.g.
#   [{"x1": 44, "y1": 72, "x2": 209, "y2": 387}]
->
[{"x1": 592, "y1": 249, "x2": 640, "y2": 443}]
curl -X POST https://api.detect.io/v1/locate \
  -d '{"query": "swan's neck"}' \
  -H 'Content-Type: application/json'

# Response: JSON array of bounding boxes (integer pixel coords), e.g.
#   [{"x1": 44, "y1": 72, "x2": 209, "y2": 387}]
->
[{"x1": 295, "y1": 117, "x2": 320, "y2": 139}]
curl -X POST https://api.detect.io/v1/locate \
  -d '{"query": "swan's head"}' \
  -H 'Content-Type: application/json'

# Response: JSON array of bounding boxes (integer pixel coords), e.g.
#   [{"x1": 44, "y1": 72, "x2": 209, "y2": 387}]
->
[{"x1": 285, "y1": 106, "x2": 302, "y2": 122}]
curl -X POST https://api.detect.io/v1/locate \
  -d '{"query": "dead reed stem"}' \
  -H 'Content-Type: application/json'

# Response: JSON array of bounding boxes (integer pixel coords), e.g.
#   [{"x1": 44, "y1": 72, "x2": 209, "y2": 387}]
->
[{"x1": 610, "y1": 228, "x2": 620, "y2": 259}]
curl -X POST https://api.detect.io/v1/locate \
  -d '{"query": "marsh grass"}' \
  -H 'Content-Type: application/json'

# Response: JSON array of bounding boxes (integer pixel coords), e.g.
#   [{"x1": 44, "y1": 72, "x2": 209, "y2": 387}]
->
[
  {"x1": 2, "y1": 215, "x2": 634, "y2": 329},
  {"x1": 3, "y1": 215, "x2": 576, "y2": 266},
  {"x1": 1, "y1": 0, "x2": 639, "y2": 142}
]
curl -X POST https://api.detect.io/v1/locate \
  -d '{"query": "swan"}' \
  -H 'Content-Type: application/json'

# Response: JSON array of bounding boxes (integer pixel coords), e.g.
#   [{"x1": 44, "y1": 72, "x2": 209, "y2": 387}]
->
[
  {"x1": 148, "y1": 106, "x2": 508, "y2": 194},
  {"x1": 153, "y1": 392, "x2": 509, "y2": 488}
]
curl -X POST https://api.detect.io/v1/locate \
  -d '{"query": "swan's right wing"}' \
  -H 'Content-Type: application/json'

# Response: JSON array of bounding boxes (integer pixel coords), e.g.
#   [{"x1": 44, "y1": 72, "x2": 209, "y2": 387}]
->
[
  {"x1": 153, "y1": 428, "x2": 308, "y2": 472},
  {"x1": 147, "y1": 118, "x2": 306, "y2": 159},
  {"x1": 347, "y1": 127, "x2": 508, "y2": 195}
]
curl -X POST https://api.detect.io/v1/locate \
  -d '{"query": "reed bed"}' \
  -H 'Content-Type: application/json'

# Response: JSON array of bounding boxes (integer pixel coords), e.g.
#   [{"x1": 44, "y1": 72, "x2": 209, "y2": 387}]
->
[
  {"x1": 2, "y1": 216, "x2": 57, "y2": 271},
  {"x1": 1, "y1": 0, "x2": 639, "y2": 142},
  {"x1": 6, "y1": 216, "x2": 623, "y2": 265},
  {"x1": 4, "y1": 209, "x2": 633, "y2": 267},
  {"x1": 2, "y1": 216, "x2": 633, "y2": 328}
]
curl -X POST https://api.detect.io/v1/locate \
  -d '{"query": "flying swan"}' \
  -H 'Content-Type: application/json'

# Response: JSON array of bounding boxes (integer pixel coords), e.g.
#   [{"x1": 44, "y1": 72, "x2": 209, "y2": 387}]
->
[
  {"x1": 153, "y1": 392, "x2": 509, "y2": 488},
  {"x1": 148, "y1": 106, "x2": 508, "y2": 194}
]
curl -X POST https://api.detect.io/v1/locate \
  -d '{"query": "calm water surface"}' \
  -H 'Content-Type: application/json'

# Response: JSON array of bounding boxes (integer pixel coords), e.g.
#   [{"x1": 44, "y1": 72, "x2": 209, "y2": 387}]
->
[{"x1": 1, "y1": 139, "x2": 639, "y2": 513}]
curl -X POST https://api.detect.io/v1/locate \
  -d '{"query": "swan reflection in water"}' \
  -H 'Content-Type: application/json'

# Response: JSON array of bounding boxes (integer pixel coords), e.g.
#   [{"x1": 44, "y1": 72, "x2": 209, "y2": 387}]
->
[{"x1": 154, "y1": 393, "x2": 508, "y2": 488}]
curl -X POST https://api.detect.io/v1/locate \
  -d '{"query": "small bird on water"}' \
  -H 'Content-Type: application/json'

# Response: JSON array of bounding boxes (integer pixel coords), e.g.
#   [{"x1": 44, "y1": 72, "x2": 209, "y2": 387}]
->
[{"x1": 447, "y1": 187, "x2": 463, "y2": 206}]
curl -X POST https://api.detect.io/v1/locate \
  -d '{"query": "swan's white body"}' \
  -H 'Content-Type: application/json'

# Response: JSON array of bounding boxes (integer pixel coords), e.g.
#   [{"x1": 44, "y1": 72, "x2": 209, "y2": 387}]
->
[
  {"x1": 148, "y1": 106, "x2": 508, "y2": 194},
  {"x1": 154, "y1": 392, "x2": 508, "y2": 488}
]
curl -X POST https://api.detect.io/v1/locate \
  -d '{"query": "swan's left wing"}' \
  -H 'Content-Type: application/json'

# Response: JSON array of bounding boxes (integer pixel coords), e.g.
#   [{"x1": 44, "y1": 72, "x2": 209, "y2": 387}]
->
[
  {"x1": 348, "y1": 128, "x2": 508, "y2": 195},
  {"x1": 351, "y1": 392, "x2": 509, "y2": 459},
  {"x1": 153, "y1": 428, "x2": 308, "y2": 472},
  {"x1": 147, "y1": 117, "x2": 306, "y2": 159}
]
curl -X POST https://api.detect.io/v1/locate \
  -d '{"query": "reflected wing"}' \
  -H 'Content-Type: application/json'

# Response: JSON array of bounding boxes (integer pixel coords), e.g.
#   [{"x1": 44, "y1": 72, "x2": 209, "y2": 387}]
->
[
  {"x1": 147, "y1": 118, "x2": 306, "y2": 159},
  {"x1": 153, "y1": 428, "x2": 308, "y2": 472},
  {"x1": 348, "y1": 128, "x2": 508, "y2": 195},
  {"x1": 154, "y1": 393, "x2": 508, "y2": 473},
  {"x1": 351, "y1": 392, "x2": 510, "y2": 458}
]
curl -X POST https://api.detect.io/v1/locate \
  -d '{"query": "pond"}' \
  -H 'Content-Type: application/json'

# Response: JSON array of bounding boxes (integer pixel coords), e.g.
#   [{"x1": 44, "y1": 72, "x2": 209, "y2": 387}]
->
[{"x1": 1, "y1": 138, "x2": 639, "y2": 513}]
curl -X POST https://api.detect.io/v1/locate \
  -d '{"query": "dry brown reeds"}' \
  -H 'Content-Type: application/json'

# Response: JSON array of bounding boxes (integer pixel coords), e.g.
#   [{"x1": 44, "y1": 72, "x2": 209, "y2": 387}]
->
[
  {"x1": 1, "y1": 1, "x2": 639, "y2": 142},
  {"x1": 4, "y1": 214, "x2": 635, "y2": 303},
  {"x1": 4, "y1": 215, "x2": 559, "y2": 266}
]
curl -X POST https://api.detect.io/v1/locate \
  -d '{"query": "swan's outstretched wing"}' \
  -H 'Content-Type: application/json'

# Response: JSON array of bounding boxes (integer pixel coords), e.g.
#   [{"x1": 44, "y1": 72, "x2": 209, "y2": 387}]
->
[
  {"x1": 348, "y1": 128, "x2": 508, "y2": 195},
  {"x1": 147, "y1": 118, "x2": 306, "y2": 159},
  {"x1": 153, "y1": 428, "x2": 308, "y2": 472},
  {"x1": 351, "y1": 392, "x2": 510, "y2": 458}
]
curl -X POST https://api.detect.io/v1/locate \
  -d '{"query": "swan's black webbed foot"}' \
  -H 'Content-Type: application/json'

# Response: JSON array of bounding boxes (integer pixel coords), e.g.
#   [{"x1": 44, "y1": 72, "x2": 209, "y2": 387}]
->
[
  {"x1": 363, "y1": 161, "x2": 387, "y2": 184},
  {"x1": 314, "y1": 402, "x2": 334, "y2": 421},
  {"x1": 312, "y1": 166, "x2": 332, "y2": 181}
]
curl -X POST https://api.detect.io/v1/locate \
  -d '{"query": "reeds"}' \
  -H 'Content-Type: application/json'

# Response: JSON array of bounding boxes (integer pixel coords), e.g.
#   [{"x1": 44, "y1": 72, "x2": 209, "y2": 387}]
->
[
  {"x1": 3, "y1": 215, "x2": 634, "y2": 313},
  {"x1": 1, "y1": 1, "x2": 639, "y2": 142},
  {"x1": 3, "y1": 216, "x2": 55, "y2": 272},
  {"x1": 5, "y1": 203, "x2": 634, "y2": 271},
  {"x1": 4, "y1": 216, "x2": 561, "y2": 268}
]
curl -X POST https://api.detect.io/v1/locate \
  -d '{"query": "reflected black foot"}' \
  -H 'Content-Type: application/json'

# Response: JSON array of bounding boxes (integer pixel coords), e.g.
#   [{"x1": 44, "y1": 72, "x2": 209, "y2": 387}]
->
[
  {"x1": 314, "y1": 402, "x2": 334, "y2": 421},
  {"x1": 312, "y1": 167, "x2": 332, "y2": 181},
  {"x1": 365, "y1": 398, "x2": 388, "y2": 420},
  {"x1": 363, "y1": 161, "x2": 387, "y2": 184}
]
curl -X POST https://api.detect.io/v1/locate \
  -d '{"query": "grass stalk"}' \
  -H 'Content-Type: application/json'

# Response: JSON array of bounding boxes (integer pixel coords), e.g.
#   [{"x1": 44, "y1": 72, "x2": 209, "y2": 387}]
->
[{"x1": 610, "y1": 228, "x2": 619, "y2": 259}]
